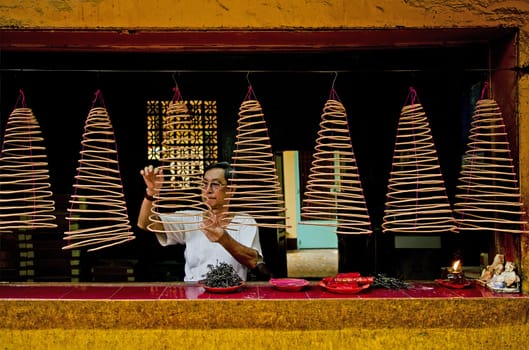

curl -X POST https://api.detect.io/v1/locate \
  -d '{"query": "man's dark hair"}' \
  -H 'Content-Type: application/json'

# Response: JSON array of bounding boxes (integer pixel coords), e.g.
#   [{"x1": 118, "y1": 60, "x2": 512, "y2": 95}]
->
[{"x1": 204, "y1": 161, "x2": 234, "y2": 180}]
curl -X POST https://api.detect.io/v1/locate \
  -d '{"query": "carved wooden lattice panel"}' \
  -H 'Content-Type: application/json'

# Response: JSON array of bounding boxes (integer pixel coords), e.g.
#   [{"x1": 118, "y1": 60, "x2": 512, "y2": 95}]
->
[
  {"x1": 301, "y1": 89, "x2": 372, "y2": 235},
  {"x1": 146, "y1": 98, "x2": 217, "y2": 166},
  {"x1": 382, "y1": 88, "x2": 457, "y2": 234},
  {"x1": 146, "y1": 99, "x2": 166, "y2": 160},
  {"x1": 454, "y1": 97, "x2": 527, "y2": 234},
  {"x1": 0, "y1": 91, "x2": 57, "y2": 232},
  {"x1": 64, "y1": 91, "x2": 134, "y2": 251},
  {"x1": 227, "y1": 86, "x2": 287, "y2": 228}
]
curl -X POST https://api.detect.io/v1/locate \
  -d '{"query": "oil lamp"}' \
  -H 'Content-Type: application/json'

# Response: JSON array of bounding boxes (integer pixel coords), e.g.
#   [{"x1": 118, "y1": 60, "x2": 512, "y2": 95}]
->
[{"x1": 447, "y1": 260, "x2": 466, "y2": 284}]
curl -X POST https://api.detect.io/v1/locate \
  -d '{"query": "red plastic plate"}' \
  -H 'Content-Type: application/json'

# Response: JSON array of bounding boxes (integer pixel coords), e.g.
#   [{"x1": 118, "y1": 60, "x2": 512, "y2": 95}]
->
[
  {"x1": 319, "y1": 278, "x2": 371, "y2": 294},
  {"x1": 201, "y1": 282, "x2": 245, "y2": 293},
  {"x1": 435, "y1": 279, "x2": 472, "y2": 289}
]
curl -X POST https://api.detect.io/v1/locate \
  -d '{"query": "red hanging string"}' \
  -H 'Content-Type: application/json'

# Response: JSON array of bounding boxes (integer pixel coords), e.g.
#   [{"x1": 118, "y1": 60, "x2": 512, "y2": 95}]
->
[
  {"x1": 91, "y1": 89, "x2": 106, "y2": 109},
  {"x1": 328, "y1": 87, "x2": 342, "y2": 102},
  {"x1": 172, "y1": 86, "x2": 183, "y2": 102},
  {"x1": 480, "y1": 81, "x2": 489, "y2": 100},
  {"x1": 14, "y1": 89, "x2": 37, "y2": 227},
  {"x1": 403, "y1": 87, "x2": 421, "y2": 224},
  {"x1": 3, "y1": 89, "x2": 29, "y2": 155},
  {"x1": 244, "y1": 85, "x2": 257, "y2": 101},
  {"x1": 405, "y1": 86, "x2": 419, "y2": 105},
  {"x1": 410, "y1": 88, "x2": 420, "y2": 225},
  {"x1": 15, "y1": 89, "x2": 27, "y2": 108}
]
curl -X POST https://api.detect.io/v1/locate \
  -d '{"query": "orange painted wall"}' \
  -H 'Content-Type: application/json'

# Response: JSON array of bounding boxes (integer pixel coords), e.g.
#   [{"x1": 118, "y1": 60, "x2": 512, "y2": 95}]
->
[{"x1": 0, "y1": 1, "x2": 526, "y2": 31}]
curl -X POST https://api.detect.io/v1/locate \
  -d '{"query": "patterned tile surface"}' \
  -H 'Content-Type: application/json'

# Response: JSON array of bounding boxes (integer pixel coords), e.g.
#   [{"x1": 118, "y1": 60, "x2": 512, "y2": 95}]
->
[{"x1": 0, "y1": 281, "x2": 526, "y2": 300}]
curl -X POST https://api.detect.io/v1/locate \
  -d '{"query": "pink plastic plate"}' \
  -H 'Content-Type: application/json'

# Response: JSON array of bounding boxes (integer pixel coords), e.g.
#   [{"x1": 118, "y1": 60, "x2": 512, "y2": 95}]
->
[{"x1": 269, "y1": 278, "x2": 310, "y2": 291}]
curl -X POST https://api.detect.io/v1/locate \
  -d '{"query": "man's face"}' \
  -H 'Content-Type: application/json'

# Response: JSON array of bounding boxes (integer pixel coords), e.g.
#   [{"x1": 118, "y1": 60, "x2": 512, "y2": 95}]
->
[{"x1": 201, "y1": 167, "x2": 229, "y2": 210}]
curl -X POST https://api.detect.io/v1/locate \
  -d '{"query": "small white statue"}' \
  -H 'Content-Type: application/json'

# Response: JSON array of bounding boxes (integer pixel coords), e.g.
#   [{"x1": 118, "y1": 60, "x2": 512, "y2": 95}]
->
[
  {"x1": 484, "y1": 258, "x2": 520, "y2": 292},
  {"x1": 480, "y1": 254, "x2": 504, "y2": 282},
  {"x1": 501, "y1": 261, "x2": 520, "y2": 288}
]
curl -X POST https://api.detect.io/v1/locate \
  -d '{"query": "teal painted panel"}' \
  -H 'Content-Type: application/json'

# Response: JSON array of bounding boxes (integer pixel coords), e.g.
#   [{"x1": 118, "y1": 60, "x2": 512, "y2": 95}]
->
[
  {"x1": 297, "y1": 221, "x2": 338, "y2": 249},
  {"x1": 283, "y1": 150, "x2": 338, "y2": 249}
]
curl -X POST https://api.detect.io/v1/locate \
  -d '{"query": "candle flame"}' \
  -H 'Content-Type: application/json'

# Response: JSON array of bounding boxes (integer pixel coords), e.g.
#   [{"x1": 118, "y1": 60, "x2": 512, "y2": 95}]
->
[{"x1": 452, "y1": 260, "x2": 461, "y2": 272}]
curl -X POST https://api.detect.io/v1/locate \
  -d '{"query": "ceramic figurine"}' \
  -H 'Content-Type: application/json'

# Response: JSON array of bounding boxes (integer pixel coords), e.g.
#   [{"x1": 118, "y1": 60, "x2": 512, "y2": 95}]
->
[
  {"x1": 501, "y1": 261, "x2": 520, "y2": 288},
  {"x1": 481, "y1": 256, "x2": 521, "y2": 293},
  {"x1": 479, "y1": 254, "x2": 504, "y2": 282}
]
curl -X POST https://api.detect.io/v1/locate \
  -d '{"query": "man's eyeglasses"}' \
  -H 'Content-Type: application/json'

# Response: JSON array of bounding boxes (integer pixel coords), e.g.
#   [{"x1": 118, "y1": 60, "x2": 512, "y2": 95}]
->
[{"x1": 201, "y1": 181, "x2": 226, "y2": 192}]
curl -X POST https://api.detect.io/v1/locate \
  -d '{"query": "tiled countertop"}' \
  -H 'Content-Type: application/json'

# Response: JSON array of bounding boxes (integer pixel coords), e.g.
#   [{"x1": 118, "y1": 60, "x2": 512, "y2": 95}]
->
[
  {"x1": 0, "y1": 280, "x2": 526, "y2": 300},
  {"x1": 0, "y1": 281, "x2": 527, "y2": 329},
  {"x1": 1, "y1": 281, "x2": 528, "y2": 349}
]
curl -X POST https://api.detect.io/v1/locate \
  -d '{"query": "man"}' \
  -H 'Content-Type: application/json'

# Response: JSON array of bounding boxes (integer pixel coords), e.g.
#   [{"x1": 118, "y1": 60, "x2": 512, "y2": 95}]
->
[{"x1": 137, "y1": 161, "x2": 265, "y2": 282}]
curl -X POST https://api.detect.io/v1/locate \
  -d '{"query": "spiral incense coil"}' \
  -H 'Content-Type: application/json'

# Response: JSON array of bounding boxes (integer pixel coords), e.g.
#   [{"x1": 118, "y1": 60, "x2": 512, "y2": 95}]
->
[
  {"x1": 454, "y1": 98, "x2": 527, "y2": 234},
  {"x1": 148, "y1": 99, "x2": 208, "y2": 234},
  {"x1": 382, "y1": 103, "x2": 457, "y2": 234},
  {"x1": 0, "y1": 107, "x2": 57, "y2": 232},
  {"x1": 64, "y1": 106, "x2": 134, "y2": 251},
  {"x1": 227, "y1": 95, "x2": 287, "y2": 228},
  {"x1": 301, "y1": 98, "x2": 372, "y2": 235}
]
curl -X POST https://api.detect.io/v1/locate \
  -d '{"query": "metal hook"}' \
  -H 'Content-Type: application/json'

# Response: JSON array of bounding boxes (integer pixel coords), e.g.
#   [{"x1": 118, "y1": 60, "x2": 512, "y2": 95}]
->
[
  {"x1": 172, "y1": 72, "x2": 179, "y2": 90},
  {"x1": 331, "y1": 71, "x2": 338, "y2": 89},
  {"x1": 246, "y1": 72, "x2": 252, "y2": 87},
  {"x1": 328, "y1": 72, "x2": 339, "y2": 100}
]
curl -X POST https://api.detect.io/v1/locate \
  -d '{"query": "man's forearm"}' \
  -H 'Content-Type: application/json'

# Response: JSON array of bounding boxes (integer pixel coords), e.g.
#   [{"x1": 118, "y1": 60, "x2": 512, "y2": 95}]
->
[{"x1": 217, "y1": 231, "x2": 260, "y2": 269}]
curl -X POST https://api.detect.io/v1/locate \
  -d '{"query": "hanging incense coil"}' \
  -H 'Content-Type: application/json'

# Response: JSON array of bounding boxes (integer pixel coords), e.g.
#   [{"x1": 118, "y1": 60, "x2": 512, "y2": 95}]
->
[
  {"x1": 382, "y1": 99, "x2": 458, "y2": 234},
  {"x1": 147, "y1": 98, "x2": 208, "y2": 234},
  {"x1": 301, "y1": 97, "x2": 372, "y2": 235},
  {"x1": 0, "y1": 107, "x2": 57, "y2": 231},
  {"x1": 64, "y1": 105, "x2": 134, "y2": 251},
  {"x1": 454, "y1": 98, "x2": 527, "y2": 234},
  {"x1": 227, "y1": 88, "x2": 287, "y2": 228}
]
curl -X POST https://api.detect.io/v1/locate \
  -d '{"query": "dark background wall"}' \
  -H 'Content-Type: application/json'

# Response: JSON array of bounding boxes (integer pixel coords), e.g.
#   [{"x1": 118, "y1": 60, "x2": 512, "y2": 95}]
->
[{"x1": 0, "y1": 46, "x2": 493, "y2": 280}]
